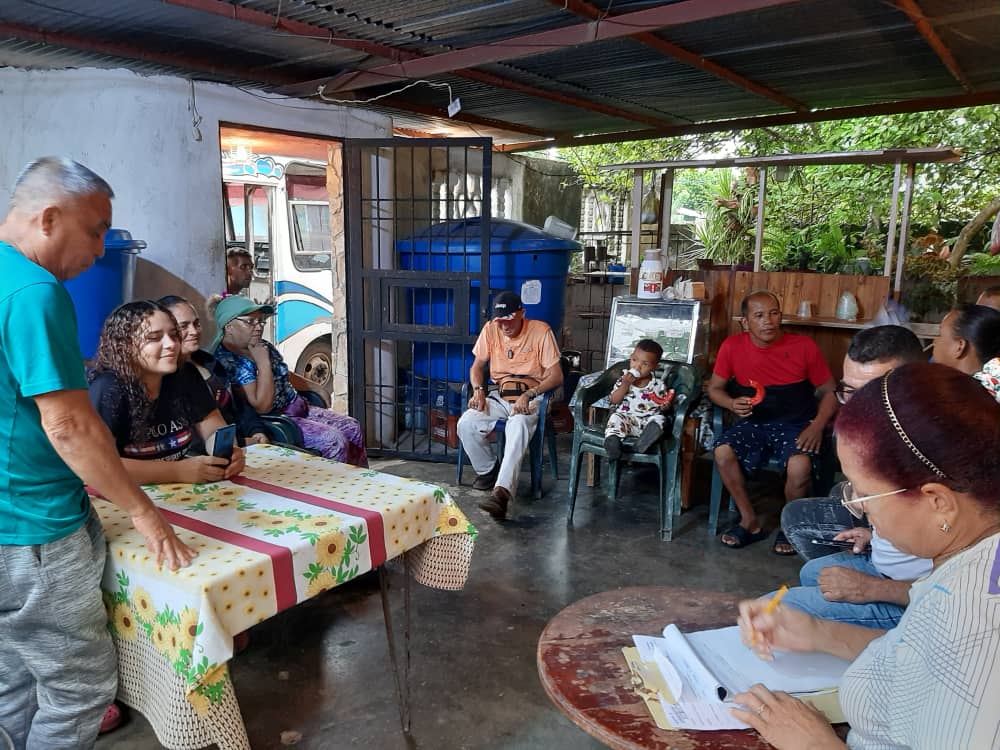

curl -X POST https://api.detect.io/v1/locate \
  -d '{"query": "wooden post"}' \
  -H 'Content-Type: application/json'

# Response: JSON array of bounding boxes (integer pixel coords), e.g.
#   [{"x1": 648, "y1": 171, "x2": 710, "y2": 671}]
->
[
  {"x1": 629, "y1": 169, "x2": 644, "y2": 294},
  {"x1": 659, "y1": 169, "x2": 674, "y2": 267},
  {"x1": 884, "y1": 161, "x2": 902, "y2": 278},
  {"x1": 893, "y1": 164, "x2": 916, "y2": 300},
  {"x1": 753, "y1": 167, "x2": 767, "y2": 271}
]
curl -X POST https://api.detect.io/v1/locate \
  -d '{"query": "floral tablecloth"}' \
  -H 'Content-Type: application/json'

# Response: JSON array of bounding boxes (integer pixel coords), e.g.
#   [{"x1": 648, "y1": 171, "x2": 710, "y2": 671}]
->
[{"x1": 94, "y1": 444, "x2": 477, "y2": 750}]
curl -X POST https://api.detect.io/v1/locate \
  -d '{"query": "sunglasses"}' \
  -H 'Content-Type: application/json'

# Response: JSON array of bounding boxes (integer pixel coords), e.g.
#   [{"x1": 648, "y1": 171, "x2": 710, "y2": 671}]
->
[{"x1": 234, "y1": 316, "x2": 267, "y2": 329}]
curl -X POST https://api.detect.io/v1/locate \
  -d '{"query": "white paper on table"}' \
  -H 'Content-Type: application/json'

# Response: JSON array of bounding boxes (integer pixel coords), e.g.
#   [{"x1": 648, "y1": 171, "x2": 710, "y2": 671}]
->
[
  {"x1": 633, "y1": 635, "x2": 683, "y2": 700},
  {"x1": 658, "y1": 696, "x2": 749, "y2": 731},
  {"x1": 684, "y1": 626, "x2": 850, "y2": 696},
  {"x1": 660, "y1": 624, "x2": 728, "y2": 703}
]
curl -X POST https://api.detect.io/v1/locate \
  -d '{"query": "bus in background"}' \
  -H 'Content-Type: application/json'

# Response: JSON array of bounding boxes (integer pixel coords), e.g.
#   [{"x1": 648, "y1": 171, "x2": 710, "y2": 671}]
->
[{"x1": 222, "y1": 154, "x2": 335, "y2": 397}]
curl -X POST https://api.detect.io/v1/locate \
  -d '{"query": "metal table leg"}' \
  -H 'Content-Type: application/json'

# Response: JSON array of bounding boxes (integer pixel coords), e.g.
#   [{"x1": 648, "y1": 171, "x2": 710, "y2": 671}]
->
[{"x1": 378, "y1": 557, "x2": 411, "y2": 735}]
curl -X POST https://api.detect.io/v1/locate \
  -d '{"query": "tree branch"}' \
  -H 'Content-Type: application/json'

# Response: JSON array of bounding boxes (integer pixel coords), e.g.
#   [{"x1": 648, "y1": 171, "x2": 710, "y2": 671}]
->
[{"x1": 949, "y1": 195, "x2": 1000, "y2": 267}]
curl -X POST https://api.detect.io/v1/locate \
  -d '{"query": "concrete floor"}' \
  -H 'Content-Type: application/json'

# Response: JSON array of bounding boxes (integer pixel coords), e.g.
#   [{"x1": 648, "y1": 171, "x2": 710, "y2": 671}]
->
[{"x1": 97, "y1": 446, "x2": 801, "y2": 750}]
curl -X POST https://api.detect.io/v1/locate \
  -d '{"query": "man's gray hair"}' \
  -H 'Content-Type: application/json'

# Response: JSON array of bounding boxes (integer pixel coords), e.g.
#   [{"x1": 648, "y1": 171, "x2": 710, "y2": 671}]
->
[{"x1": 11, "y1": 157, "x2": 114, "y2": 209}]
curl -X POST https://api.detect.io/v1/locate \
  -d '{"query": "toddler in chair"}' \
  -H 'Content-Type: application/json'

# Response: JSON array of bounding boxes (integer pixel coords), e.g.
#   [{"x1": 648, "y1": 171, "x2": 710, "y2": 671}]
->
[{"x1": 604, "y1": 339, "x2": 675, "y2": 460}]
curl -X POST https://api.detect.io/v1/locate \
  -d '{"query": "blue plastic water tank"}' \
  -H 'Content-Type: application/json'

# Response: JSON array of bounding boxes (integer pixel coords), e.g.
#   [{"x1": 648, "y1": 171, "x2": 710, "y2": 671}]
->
[
  {"x1": 397, "y1": 218, "x2": 579, "y2": 381},
  {"x1": 64, "y1": 229, "x2": 145, "y2": 360}
]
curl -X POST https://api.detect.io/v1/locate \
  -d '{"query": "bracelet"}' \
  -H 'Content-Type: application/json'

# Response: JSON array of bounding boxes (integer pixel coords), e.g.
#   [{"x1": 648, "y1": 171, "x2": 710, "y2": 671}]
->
[{"x1": 474, "y1": 385, "x2": 487, "y2": 392}]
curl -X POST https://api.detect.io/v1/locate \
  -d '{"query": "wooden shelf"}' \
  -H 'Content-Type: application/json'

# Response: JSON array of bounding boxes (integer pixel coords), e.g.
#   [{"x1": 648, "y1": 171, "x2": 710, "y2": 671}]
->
[
  {"x1": 782, "y1": 315, "x2": 870, "y2": 330},
  {"x1": 730, "y1": 316, "x2": 940, "y2": 338}
]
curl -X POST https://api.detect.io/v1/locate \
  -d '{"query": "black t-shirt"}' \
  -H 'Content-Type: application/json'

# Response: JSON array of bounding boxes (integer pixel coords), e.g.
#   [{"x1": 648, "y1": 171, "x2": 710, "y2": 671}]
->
[{"x1": 89, "y1": 363, "x2": 218, "y2": 460}]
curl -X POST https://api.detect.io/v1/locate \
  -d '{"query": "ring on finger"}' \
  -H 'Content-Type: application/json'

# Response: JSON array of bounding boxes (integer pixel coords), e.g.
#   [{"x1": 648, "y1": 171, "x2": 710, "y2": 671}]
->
[{"x1": 757, "y1": 703, "x2": 767, "y2": 716}]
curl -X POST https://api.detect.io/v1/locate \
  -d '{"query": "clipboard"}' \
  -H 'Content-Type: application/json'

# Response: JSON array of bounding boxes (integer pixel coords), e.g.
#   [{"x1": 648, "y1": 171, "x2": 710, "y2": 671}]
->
[{"x1": 622, "y1": 646, "x2": 845, "y2": 730}]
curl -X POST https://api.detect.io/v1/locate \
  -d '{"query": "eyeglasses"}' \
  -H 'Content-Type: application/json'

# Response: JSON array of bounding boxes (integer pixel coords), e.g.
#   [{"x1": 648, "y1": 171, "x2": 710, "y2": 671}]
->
[
  {"x1": 834, "y1": 381, "x2": 856, "y2": 404},
  {"x1": 234, "y1": 316, "x2": 267, "y2": 329},
  {"x1": 839, "y1": 481, "x2": 909, "y2": 519}
]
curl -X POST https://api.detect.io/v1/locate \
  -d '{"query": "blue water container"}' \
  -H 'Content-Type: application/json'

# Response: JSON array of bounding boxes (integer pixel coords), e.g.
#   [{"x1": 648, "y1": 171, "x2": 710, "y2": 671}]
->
[
  {"x1": 397, "y1": 218, "x2": 579, "y2": 381},
  {"x1": 64, "y1": 229, "x2": 145, "y2": 360}
]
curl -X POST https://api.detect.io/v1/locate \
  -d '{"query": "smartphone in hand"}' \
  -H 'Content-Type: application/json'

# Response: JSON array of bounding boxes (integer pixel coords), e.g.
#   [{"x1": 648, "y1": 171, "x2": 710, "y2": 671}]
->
[
  {"x1": 810, "y1": 538, "x2": 860, "y2": 549},
  {"x1": 210, "y1": 425, "x2": 237, "y2": 462}
]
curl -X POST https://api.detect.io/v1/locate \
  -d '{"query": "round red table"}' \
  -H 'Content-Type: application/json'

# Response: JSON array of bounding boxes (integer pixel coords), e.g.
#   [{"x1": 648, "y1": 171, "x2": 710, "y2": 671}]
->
[{"x1": 536, "y1": 586, "x2": 771, "y2": 750}]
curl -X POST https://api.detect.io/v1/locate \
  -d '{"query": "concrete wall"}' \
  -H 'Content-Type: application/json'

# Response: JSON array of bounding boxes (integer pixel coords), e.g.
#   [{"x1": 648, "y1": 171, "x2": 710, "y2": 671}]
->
[
  {"x1": 0, "y1": 67, "x2": 391, "y2": 302},
  {"x1": 514, "y1": 155, "x2": 581, "y2": 230}
]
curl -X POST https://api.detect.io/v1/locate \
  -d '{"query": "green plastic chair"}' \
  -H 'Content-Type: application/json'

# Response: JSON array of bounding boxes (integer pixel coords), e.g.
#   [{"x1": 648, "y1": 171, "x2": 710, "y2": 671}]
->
[{"x1": 567, "y1": 359, "x2": 702, "y2": 541}]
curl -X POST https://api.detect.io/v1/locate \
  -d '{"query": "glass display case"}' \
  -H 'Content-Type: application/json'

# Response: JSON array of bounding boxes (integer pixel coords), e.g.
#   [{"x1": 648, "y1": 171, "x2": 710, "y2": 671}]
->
[{"x1": 605, "y1": 296, "x2": 710, "y2": 373}]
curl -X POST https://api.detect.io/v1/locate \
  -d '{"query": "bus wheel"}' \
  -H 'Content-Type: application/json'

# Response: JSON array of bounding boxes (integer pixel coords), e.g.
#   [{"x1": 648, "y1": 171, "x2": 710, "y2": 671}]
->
[{"x1": 297, "y1": 340, "x2": 333, "y2": 397}]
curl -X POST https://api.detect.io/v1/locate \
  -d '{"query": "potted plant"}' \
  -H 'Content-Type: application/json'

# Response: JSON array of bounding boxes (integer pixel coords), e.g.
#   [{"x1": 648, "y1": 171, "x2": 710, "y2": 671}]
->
[{"x1": 690, "y1": 169, "x2": 756, "y2": 268}]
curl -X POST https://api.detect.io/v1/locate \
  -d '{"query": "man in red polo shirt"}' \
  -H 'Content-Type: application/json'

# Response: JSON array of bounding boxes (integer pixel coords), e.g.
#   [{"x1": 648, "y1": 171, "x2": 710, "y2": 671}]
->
[{"x1": 707, "y1": 291, "x2": 837, "y2": 553}]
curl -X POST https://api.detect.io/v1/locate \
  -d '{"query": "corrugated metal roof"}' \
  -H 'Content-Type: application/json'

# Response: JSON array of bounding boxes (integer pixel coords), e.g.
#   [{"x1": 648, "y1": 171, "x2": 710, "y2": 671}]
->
[{"x1": 0, "y1": 0, "x2": 997, "y2": 147}]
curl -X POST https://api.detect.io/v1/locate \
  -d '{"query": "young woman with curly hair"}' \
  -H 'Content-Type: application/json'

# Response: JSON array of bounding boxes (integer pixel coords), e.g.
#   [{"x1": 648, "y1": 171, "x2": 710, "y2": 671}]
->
[{"x1": 88, "y1": 300, "x2": 245, "y2": 484}]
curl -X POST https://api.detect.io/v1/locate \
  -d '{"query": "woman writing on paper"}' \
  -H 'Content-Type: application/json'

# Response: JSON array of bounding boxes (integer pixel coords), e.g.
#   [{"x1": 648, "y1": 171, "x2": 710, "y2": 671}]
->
[{"x1": 731, "y1": 362, "x2": 1000, "y2": 749}]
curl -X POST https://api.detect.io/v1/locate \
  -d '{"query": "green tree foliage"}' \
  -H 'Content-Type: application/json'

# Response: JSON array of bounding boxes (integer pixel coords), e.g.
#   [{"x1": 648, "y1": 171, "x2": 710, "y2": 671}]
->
[{"x1": 557, "y1": 106, "x2": 1000, "y2": 245}]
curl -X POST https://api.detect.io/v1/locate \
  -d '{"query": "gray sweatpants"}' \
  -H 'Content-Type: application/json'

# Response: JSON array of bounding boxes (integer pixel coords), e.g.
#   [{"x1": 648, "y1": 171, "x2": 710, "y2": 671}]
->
[{"x1": 0, "y1": 509, "x2": 117, "y2": 749}]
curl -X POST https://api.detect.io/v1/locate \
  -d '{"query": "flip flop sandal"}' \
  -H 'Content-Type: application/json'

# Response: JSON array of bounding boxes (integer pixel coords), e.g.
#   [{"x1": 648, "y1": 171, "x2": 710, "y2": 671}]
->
[
  {"x1": 720, "y1": 525, "x2": 768, "y2": 549},
  {"x1": 99, "y1": 703, "x2": 124, "y2": 735},
  {"x1": 772, "y1": 531, "x2": 798, "y2": 556}
]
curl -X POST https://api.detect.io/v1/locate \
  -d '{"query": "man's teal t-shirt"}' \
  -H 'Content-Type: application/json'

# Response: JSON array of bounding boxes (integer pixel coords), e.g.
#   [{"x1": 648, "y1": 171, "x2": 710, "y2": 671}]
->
[{"x1": 0, "y1": 241, "x2": 90, "y2": 544}]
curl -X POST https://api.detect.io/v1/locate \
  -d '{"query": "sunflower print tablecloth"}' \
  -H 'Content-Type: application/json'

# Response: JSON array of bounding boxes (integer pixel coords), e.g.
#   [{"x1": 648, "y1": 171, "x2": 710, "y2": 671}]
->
[{"x1": 94, "y1": 444, "x2": 477, "y2": 750}]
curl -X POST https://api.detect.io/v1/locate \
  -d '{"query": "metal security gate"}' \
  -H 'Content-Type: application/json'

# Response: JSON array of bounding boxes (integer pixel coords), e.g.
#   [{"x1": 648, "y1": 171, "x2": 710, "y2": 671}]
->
[{"x1": 344, "y1": 138, "x2": 492, "y2": 460}]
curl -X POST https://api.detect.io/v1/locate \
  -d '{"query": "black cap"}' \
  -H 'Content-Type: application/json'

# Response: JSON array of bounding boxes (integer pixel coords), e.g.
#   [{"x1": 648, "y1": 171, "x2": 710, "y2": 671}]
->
[{"x1": 492, "y1": 290, "x2": 523, "y2": 320}]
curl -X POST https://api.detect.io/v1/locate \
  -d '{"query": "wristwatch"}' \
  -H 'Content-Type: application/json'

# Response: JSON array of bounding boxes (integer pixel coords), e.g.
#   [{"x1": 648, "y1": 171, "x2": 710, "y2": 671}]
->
[{"x1": 474, "y1": 385, "x2": 487, "y2": 392}]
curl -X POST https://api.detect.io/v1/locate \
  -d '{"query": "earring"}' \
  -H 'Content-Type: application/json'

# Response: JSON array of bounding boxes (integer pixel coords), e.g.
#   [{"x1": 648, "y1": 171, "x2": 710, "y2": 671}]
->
[{"x1": 940, "y1": 521, "x2": 952, "y2": 533}]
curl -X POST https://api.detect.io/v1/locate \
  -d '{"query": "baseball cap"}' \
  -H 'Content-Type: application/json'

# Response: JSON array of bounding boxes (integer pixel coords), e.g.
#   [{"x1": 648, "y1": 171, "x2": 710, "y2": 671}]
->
[
  {"x1": 492, "y1": 291, "x2": 523, "y2": 320},
  {"x1": 210, "y1": 294, "x2": 274, "y2": 350}
]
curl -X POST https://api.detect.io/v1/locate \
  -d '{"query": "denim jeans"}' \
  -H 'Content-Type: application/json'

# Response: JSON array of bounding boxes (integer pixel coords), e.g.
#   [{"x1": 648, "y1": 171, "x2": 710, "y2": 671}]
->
[
  {"x1": 773, "y1": 552, "x2": 905, "y2": 630},
  {"x1": 780, "y1": 485, "x2": 867, "y2": 561}
]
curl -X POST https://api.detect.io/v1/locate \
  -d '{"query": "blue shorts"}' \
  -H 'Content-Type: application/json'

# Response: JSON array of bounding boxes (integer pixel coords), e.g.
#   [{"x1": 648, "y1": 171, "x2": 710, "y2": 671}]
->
[{"x1": 714, "y1": 420, "x2": 815, "y2": 475}]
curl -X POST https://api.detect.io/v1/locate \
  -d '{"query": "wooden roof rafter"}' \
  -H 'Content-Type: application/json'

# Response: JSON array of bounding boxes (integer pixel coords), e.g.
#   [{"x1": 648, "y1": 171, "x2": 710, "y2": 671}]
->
[{"x1": 892, "y1": 0, "x2": 973, "y2": 91}]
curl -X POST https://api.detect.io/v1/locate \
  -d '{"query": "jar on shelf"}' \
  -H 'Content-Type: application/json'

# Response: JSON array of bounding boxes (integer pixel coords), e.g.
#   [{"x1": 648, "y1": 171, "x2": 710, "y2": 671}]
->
[{"x1": 637, "y1": 248, "x2": 664, "y2": 299}]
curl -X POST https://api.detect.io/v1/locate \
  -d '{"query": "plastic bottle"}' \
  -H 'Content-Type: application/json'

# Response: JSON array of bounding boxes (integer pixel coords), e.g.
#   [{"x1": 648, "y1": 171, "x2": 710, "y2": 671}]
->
[
  {"x1": 637, "y1": 248, "x2": 664, "y2": 299},
  {"x1": 835, "y1": 291, "x2": 859, "y2": 321}
]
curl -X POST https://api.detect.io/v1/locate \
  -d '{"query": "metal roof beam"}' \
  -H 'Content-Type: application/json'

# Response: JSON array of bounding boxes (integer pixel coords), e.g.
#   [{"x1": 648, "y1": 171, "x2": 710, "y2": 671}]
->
[
  {"x1": 319, "y1": 0, "x2": 800, "y2": 94},
  {"x1": 376, "y1": 97, "x2": 556, "y2": 139},
  {"x1": 548, "y1": 0, "x2": 806, "y2": 112},
  {"x1": 0, "y1": 21, "x2": 299, "y2": 86},
  {"x1": 497, "y1": 89, "x2": 1000, "y2": 152},
  {"x1": 892, "y1": 0, "x2": 972, "y2": 91},
  {"x1": 161, "y1": 0, "x2": 678, "y2": 129},
  {"x1": 599, "y1": 147, "x2": 963, "y2": 171},
  {"x1": 0, "y1": 21, "x2": 550, "y2": 142}
]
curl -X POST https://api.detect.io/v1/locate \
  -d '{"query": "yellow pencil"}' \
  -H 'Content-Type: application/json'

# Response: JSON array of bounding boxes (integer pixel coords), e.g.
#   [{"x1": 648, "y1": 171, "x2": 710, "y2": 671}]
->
[
  {"x1": 764, "y1": 584, "x2": 789, "y2": 615},
  {"x1": 752, "y1": 584, "x2": 788, "y2": 645}
]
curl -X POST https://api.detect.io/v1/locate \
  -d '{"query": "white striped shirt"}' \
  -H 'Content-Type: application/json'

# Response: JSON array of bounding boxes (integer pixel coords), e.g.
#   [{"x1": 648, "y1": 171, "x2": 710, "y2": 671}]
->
[{"x1": 841, "y1": 532, "x2": 1000, "y2": 749}]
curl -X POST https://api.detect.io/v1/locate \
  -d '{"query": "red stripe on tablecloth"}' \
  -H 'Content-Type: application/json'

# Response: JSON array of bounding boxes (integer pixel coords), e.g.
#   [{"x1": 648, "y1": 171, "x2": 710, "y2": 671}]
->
[
  {"x1": 157, "y1": 507, "x2": 298, "y2": 613},
  {"x1": 232, "y1": 476, "x2": 387, "y2": 566}
]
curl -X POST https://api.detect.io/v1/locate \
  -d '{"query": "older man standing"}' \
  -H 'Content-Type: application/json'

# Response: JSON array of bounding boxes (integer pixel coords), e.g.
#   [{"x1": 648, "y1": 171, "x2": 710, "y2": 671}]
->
[
  {"x1": 0, "y1": 157, "x2": 196, "y2": 749},
  {"x1": 458, "y1": 291, "x2": 562, "y2": 520}
]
